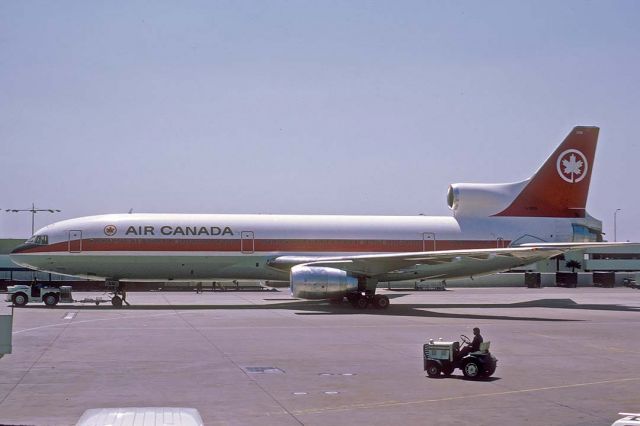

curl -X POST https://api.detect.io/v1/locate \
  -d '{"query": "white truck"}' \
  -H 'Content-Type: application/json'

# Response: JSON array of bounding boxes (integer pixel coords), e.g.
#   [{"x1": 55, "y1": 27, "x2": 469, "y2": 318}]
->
[
  {"x1": 5, "y1": 283, "x2": 74, "y2": 306},
  {"x1": 5, "y1": 283, "x2": 118, "y2": 306}
]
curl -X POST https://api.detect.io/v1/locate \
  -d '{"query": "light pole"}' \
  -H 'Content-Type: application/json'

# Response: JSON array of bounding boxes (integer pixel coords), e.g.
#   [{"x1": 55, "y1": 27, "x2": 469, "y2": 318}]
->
[
  {"x1": 614, "y1": 208, "x2": 621, "y2": 242},
  {"x1": 5, "y1": 203, "x2": 61, "y2": 235}
]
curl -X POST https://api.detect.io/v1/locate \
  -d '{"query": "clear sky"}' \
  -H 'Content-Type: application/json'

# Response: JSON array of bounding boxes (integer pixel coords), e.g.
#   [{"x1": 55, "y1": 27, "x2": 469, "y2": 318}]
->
[{"x1": 1, "y1": 1, "x2": 639, "y2": 241}]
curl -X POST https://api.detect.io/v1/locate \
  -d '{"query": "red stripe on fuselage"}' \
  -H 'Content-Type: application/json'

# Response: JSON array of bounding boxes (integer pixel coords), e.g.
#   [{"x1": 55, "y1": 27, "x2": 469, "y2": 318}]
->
[{"x1": 15, "y1": 238, "x2": 508, "y2": 254}]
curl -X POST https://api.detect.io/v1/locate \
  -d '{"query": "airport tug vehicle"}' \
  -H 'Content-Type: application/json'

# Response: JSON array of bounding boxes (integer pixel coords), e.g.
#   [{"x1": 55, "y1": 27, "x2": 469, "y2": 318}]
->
[
  {"x1": 6, "y1": 284, "x2": 73, "y2": 307},
  {"x1": 423, "y1": 335, "x2": 497, "y2": 379},
  {"x1": 5, "y1": 284, "x2": 115, "y2": 307}
]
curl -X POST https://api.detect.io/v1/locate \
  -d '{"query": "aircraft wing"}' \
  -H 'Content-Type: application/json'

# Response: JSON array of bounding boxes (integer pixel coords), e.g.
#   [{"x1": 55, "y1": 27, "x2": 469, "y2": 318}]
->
[{"x1": 267, "y1": 242, "x2": 631, "y2": 278}]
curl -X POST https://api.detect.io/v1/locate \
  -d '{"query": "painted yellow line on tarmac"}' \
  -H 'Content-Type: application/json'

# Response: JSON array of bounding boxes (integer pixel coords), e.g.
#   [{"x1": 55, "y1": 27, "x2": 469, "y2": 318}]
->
[{"x1": 292, "y1": 377, "x2": 640, "y2": 415}]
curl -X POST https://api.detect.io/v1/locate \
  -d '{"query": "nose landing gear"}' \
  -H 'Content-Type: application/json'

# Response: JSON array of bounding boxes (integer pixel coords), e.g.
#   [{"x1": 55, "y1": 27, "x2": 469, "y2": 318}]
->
[{"x1": 105, "y1": 280, "x2": 128, "y2": 308}]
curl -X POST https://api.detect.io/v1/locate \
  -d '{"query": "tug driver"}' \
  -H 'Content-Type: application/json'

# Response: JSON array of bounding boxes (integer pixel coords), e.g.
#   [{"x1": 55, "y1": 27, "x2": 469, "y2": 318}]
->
[{"x1": 459, "y1": 327, "x2": 483, "y2": 358}]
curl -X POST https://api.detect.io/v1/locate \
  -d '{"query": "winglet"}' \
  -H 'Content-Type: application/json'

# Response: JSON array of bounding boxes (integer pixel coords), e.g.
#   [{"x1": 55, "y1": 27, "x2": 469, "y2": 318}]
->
[{"x1": 494, "y1": 126, "x2": 599, "y2": 218}]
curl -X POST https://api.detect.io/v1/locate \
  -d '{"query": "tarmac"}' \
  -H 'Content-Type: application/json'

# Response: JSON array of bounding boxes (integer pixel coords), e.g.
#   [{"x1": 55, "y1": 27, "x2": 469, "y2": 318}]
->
[{"x1": 1, "y1": 287, "x2": 640, "y2": 426}]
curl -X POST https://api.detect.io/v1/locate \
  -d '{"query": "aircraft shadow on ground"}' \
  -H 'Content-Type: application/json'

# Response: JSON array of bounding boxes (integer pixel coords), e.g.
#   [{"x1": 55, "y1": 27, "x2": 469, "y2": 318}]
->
[{"x1": 13, "y1": 295, "x2": 640, "y2": 321}]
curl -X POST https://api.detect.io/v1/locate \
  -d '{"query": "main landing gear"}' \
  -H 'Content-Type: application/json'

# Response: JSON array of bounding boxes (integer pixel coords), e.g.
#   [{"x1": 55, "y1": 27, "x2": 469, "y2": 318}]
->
[{"x1": 346, "y1": 292, "x2": 390, "y2": 310}]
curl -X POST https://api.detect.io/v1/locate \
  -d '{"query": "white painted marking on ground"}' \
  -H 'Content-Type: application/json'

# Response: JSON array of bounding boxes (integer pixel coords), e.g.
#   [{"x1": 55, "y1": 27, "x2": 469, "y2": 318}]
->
[{"x1": 63, "y1": 312, "x2": 77, "y2": 320}]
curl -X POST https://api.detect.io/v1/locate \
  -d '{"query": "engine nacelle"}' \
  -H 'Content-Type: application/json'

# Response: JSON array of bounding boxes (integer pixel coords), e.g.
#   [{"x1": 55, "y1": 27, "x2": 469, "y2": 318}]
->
[
  {"x1": 290, "y1": 265, "x2": 358, "y2": 299},
  {"x1": 447, "y1": 181, "x2": 528, "y2": 217}
]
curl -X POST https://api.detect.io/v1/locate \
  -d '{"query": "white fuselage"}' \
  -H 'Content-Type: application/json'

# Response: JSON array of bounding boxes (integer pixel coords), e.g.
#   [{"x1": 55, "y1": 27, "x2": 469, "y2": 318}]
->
[{"x1": 10, "y1": 213, "x2": 585, "y2": 282}]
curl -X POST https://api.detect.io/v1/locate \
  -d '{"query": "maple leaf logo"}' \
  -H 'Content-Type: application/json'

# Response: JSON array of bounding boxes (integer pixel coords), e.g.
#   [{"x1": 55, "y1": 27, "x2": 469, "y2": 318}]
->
[
  {"x1": 556, "y1": 149, "x2": 588, "y2": 183},
  {"x1": 562, "y1": 154, "x2": 583, "y2": 177},
  {"x1": 104, "y1": 225, "x2": 117, "y2": 236}
]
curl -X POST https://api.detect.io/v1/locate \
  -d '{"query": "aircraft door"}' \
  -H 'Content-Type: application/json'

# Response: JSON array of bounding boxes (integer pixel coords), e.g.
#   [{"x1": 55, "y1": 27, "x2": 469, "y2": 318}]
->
[
  {"x1": 241, "y1": 231, "x2": 254, "y2": 254},
  {"x1": 422, "y1": 233, "x2": 436, "y2": 251},
  {"x1": 69, "y1": 230, "x2": 82, "y2": 253}
]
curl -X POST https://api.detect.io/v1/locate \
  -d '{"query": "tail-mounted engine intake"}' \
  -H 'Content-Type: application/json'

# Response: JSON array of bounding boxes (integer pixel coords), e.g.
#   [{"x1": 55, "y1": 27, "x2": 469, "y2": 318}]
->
[
  {"x1": 290, "y1": 265, "x2": 358, "y2": 299},
  {"x1": 447, "y1": 182, "x2": 527, "y2": 217}
]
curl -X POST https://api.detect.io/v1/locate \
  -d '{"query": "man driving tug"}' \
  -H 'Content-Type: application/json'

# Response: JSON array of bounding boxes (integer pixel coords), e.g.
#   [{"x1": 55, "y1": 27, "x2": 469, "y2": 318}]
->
[
  {"x1": 423, "y1": 328, "x2": 496, "y2": 379},
  {"x1": 458, "y1": 327, "x2": 483, "y2": 359}
]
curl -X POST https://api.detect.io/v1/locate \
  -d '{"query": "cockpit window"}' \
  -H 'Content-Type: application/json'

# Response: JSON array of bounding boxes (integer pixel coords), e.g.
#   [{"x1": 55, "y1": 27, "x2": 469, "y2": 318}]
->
[{"x1": 26, "y1": 235, "x2": 49, "y2": 245}]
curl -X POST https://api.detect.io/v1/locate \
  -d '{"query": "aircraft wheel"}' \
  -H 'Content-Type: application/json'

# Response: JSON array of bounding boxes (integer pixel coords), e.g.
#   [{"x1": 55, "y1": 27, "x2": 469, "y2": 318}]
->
[
  {"x1": 355, "y1": 296, "x2": 369, "y2": 309},
  {"x1": 111, "y1": 295, "x2": 123, "y2": 307},
  {"x1": 12, "y1": 293, "x2": 28, "y2": 307},
  {"x1": 43, "y1": 294, "x2": 59, "y2": 306},
  {"x1": 373, "y1": 295, "x2": 390, "y2": 309}
]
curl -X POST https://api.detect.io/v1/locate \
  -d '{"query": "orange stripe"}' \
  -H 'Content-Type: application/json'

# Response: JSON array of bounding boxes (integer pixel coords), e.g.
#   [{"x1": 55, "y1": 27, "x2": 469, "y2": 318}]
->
[{"x1": 16, "y1": 238, "x2": 509, "y2": 254}]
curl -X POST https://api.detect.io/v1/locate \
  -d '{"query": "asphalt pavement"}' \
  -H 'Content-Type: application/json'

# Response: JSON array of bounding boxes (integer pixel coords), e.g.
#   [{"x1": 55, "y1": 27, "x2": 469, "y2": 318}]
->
[{"x1": 1, "y1": 287, "x2": 639, "y2": 425}]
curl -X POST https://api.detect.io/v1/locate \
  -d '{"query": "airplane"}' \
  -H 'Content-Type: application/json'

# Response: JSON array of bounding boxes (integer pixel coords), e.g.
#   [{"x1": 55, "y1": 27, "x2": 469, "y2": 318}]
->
[{"x1": 10, "y1": 126, "x2": 614, "y2": 309}]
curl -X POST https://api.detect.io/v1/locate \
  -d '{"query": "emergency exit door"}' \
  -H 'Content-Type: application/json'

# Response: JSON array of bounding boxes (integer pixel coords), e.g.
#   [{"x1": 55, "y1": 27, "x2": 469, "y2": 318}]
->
[{"x1": 68, "y1": 230, "x2": 82, "y2": 253}]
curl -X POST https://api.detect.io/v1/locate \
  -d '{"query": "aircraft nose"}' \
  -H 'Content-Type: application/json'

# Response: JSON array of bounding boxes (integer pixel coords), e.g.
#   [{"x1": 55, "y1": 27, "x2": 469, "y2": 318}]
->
[
  {"x1": 8, "y1": 252, "x2": 26, "y2": 268},
  {"x1": 10, "y1": 242, "x2": 33, "y2": 254},
  {"x1": 9, "y1": 242, "x2": 39, "y2": 268},
  {"x1": 9, "y1": 248, "x2": 43, "y2": 270}
]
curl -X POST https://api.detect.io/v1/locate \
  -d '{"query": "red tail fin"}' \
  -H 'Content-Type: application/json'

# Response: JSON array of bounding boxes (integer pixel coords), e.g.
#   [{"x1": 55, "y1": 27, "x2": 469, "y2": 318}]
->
[{"x1": 494, "y1": 126, "x2": 599, "y2": 218}]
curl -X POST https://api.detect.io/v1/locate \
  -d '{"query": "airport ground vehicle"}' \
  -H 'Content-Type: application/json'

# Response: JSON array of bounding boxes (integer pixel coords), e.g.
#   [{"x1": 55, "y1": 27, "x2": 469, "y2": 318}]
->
[
  {"x1": 76, "y1": 407, "x2": 203, "y2": 426},
  {"x1": 5, "y1": 284, "x2": 113, "y2": 306},
  {"x1": 612, "y1": 413, "x2": 640, "y2": 426},
  {"x1": 623, "y1": 277, "x2": 639, "y2": 289},
  {"x1": 6, "y1": 284, "x2": 73, "y2": 307},
  {"x1": 423, "y1": 335, "x2": 497, "y2": 379}
]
